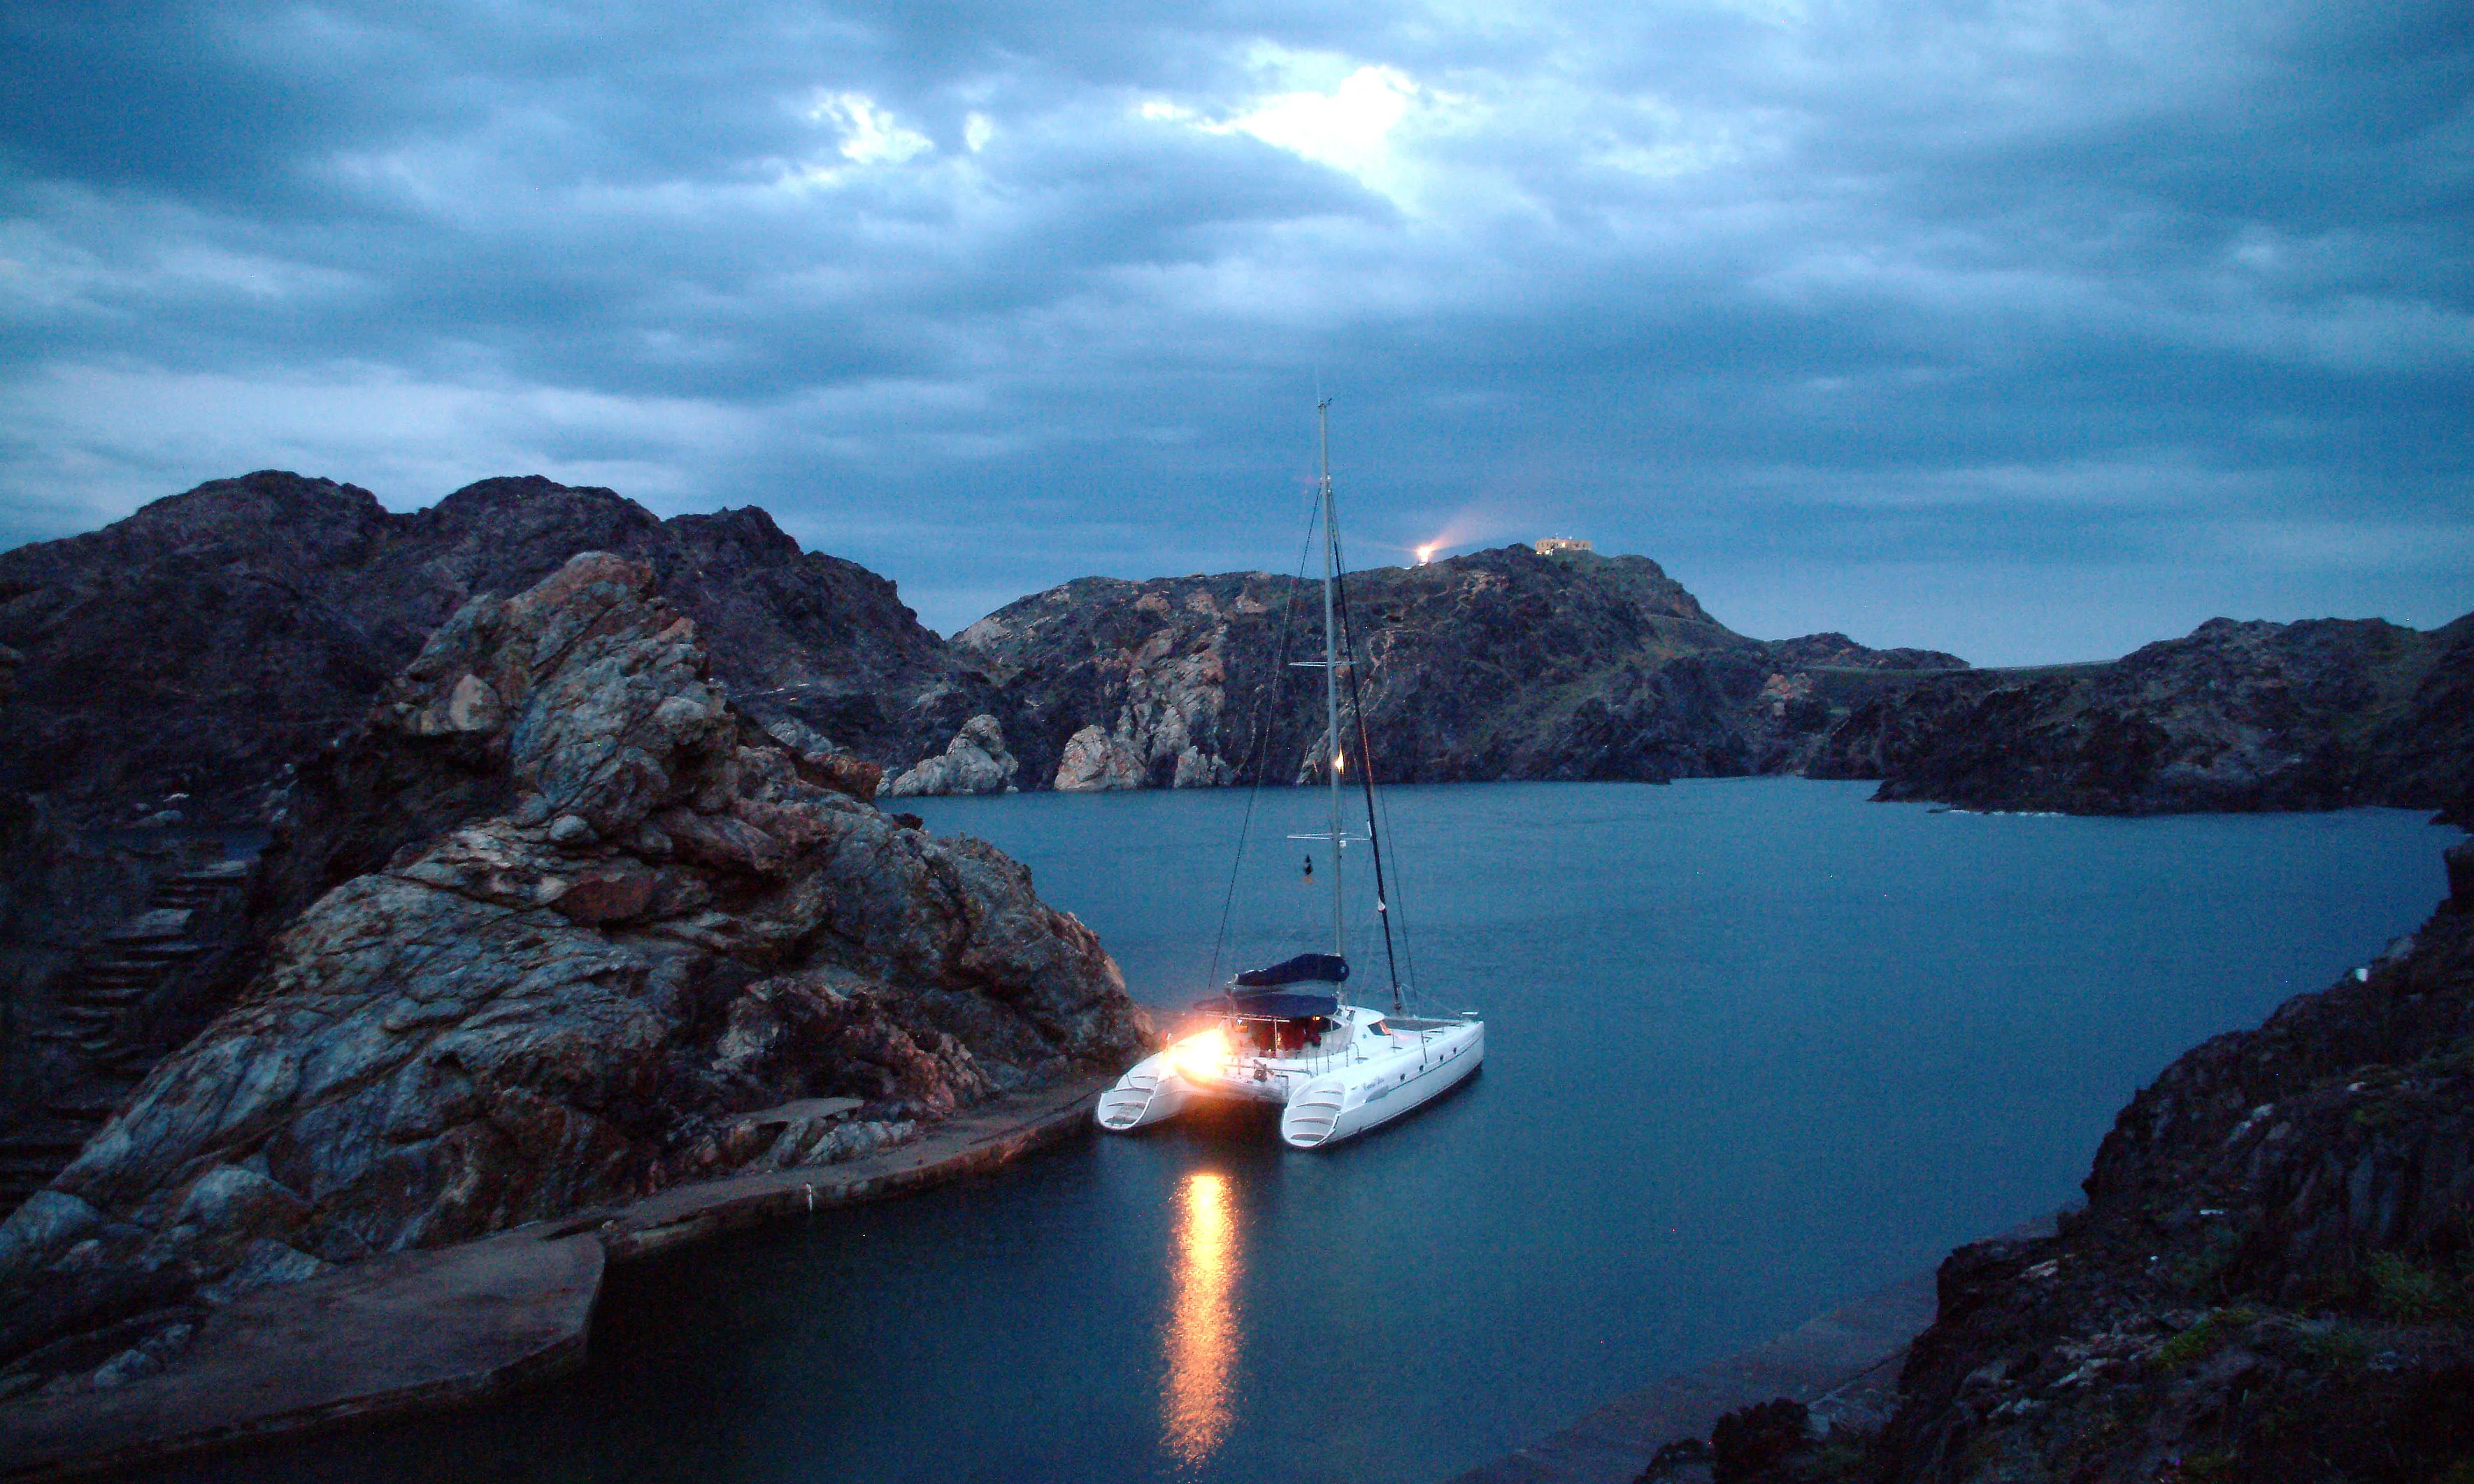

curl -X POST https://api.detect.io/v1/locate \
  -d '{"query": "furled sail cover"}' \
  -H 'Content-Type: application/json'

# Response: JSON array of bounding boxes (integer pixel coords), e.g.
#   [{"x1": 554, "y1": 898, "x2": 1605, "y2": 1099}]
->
[
  {"x1": 1195, "y1": 990, "x2": 1339, "y2": 1020},
  {"x1": 1235, "y1": 953, "x2": 1350, "y2": 987}
]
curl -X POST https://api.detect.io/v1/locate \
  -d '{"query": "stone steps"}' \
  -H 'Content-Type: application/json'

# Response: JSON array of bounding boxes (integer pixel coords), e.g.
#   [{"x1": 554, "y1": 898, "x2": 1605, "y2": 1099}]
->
[
  {"x1": 0, "y1": 1128, "x2": 90, "y2": 1158},
  {"x1": 0, "y1": 856, "x2": 259, "y2": 1222},
  {"x1": 0, "y1": 1118, "x2": 110, "y2": 1209},
  {"x1": 42, "y1": 1084, "x2": 135, "y2": 1121},
  {"x1": 66, "y1": 985, "x2": 149, "y2": 1009},
  {"x1": 27, "y1": 1028, "x2": 117, "y2": 1056}
]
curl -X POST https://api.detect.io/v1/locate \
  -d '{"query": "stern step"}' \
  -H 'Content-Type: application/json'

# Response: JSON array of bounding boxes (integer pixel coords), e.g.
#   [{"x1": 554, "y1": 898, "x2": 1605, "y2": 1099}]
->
[
  {"x1": 1096, "y1": 1072, "x2": 1161, "y2": 1131},
  {"x1": 1281, "y1": 1079, "x2": 1347, "y2": 1147}
]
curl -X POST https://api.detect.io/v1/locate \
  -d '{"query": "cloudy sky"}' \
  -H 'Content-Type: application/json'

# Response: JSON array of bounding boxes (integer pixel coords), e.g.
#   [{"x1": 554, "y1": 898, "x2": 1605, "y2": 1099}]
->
[{"x1": 2, "y1": 0, "x2": 2466, "y2": 663}]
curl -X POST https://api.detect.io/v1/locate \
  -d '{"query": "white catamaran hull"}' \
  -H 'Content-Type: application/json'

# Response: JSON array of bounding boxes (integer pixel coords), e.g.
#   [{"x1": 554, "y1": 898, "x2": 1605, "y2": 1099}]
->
[
  {"x1": 1096, "y1": 403, "x2": 1488, "y2": 1152},
  {"x1": 1281, "y1": 1020, "x2": 1483, "y2": 1147},
  {"x1": 1097, "y1": 1010, "x2": 1483, "y2": 1149}
]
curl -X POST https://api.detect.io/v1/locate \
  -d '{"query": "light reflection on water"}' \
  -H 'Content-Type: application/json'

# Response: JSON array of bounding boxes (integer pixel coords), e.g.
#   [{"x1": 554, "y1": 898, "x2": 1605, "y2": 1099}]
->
[
  {"x1": 1161, "y1": 1170, "x2": 1243, "y2": 1465},
  {"x1": 137, "y1": 784, "x2": 2455, "y2": 1484}
]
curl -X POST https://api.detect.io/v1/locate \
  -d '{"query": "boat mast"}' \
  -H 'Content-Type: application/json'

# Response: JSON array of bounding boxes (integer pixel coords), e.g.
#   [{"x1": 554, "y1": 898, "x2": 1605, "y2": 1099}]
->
[{"x1": 1318, "y1": 400, "x2": 1345, "y2": 970}]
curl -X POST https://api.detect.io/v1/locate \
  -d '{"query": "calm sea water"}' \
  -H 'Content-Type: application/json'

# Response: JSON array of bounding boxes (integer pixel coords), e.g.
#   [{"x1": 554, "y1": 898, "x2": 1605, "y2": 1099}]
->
[{"x1": 162, "y1": 781, "x2": 2454, "y2": 1484}]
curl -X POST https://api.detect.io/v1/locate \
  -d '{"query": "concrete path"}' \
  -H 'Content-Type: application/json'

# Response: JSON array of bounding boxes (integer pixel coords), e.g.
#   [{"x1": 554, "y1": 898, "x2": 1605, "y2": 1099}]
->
[
  {"x1": 0, "y1": 1229, "x2": 602, "y2": 1481},
  {"x1": 1447, "y1": 1214, "x2": 2063, "y2": 1484},
  {"x1": 0, "y1": 1074, "x2": 1110, "y2": 1481},
  {"x1": 587, "y1": 1072, "x2": 1111, "y2": 1263}
]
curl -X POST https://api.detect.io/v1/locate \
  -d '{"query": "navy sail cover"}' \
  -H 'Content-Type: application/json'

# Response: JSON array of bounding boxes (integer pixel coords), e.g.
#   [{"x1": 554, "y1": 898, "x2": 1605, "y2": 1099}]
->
[
  {"x1": 1234, "y1": 953, "x2": 1349, "y2": 987},
  {"x1": 1193, "y1": 953, "x2": 1346, "y2": 1020},
  {"x1": 1197, "y1": 990, "x2": 1339, "y2": 1020}
]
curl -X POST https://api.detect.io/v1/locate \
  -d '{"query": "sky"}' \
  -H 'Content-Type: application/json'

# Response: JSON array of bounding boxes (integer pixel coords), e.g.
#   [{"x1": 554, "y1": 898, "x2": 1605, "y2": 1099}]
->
[{"x1": 1, "y1": 0, "x2": 2467, "y2": 665}]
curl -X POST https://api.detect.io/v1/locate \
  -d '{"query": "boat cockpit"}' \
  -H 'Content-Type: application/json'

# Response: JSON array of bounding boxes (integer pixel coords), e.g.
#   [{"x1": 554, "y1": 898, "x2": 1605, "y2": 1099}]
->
[{"x1": 1222, "y1": 1012, "x2": 1352, "y2": 1060}]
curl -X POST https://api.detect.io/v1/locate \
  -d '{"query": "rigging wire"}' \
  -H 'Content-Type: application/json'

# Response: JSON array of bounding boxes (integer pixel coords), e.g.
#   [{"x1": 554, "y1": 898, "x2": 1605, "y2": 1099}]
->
[
  {"x1": 1369, "y1": 748, "x2": 1421, "y2": 1008},
  {"x1": 1329, "y1": 526, "x2": 1410, "y2": 1014},
  {"x1": 1203, "y1": 478, "x2": 1324, "y2": 998}
]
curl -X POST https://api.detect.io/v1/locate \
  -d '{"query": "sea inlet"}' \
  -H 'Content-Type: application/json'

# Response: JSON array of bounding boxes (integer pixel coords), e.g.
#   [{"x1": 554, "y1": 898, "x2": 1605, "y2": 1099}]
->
[{"x1": 148, "y1": 779, "x2": 2451, "y2": 1484}]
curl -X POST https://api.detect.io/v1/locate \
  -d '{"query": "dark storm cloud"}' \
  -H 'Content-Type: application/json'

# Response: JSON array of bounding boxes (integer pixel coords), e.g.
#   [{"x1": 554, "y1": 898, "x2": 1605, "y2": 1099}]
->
[{"x1": 1, "y1": 0, "x2": 2466, "y2": 663}]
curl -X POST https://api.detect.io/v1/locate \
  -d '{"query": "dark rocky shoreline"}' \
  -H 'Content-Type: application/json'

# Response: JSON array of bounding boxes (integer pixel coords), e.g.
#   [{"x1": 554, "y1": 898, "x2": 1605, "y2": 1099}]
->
[
  {"x1": 2, "y1": 469, "x2": 2469, "y2": 1477},
  {"x1": 1635, "y1": 842, "x2": 2474, "y2": 1484},
  {"x1": 6, "y1": 470, "x2": 2464, "y2": 827},
  {"x1": 0, "y1": 471, "x2": 997, "y2": 832},
  {"x1": 1810, "y1": 616, "x2": 2474, "y2": 826},
  {"x1": 0, "y1": 550, "x2": 1147, "y2": 1408}
]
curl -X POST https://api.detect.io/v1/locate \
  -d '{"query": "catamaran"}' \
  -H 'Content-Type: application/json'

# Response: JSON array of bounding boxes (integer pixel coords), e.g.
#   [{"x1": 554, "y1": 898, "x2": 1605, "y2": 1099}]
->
[{"x1": 1095, "y1": 403, "x2": 1485, "y2": 1149}]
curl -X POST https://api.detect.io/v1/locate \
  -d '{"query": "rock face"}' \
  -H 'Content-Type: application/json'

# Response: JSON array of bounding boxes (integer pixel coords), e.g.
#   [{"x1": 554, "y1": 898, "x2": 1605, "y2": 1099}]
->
[
  {"x1": 0, "y1": 553, "x2": 1146, "y2": 1389},
  {"x1": 958, "y1": 546, "x2": 1960, "y2": 790},
  {"x1": 1872, "y1": 861, "x2": 2474, "y2": 1483},
  {"x1": 1, "y1": 471, "x2": 1976, "y2": 814},
  {"x1": 11, "y1": 469, "x2": 2466, "y2": 823},
  {"x1": 881, "y1": 715, "x2": 1020, "y2": 797},
  {"x1": 1811, "y1": 614, "x2": 2474, "y2": 820},
  {"x1": 1052, "y1": 724, "x2": 1150, "y2": 792},
  {"x1": 1668, "y1": 852, "x2": 2474, "y2": 1484},
  {"x1": 0, "y1": 472, "x2": 995, "y2": 827}
]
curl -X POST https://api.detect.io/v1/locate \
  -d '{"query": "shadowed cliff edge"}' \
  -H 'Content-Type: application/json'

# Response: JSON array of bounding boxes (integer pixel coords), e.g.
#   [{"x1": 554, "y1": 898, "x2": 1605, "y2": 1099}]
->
[
  {"x1": 5, "y1": 472, "x2": 2465, "y2": 828},
  {"x1": 2, "y1": 472, "x2": 2470, "y2": 1478}
]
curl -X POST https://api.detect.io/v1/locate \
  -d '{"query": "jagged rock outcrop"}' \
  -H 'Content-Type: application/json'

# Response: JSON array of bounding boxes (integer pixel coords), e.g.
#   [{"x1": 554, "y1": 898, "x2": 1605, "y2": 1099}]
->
[
  {"x1": 1, "y1": 473, "x2": 1979, "y2": 814},
  {"x1": 1761, "y1": 634, "x2": 1969, "y2": 673},
  {"x1": 958, "y1": 546, "x2": 1956, "y2": 789},
  {"x1": 1665, "y1": 844, "x2": 2474, "y2": 1483},
  {"x1": 19, "y1": 469, "x2": 2467, "y2": 821},
  {"x1": 2365, "y1": 615, "x2": 2474, "y2": 826},
  {"x1": 1810, "y1": 614, "x2": 2474, "y2": 820},
  {"x1": 0, "y1": 553, "x2": 1146, "y2": 1393},
  {"x1": 0, "y1": 472, "x2": 996, "y2": 827},
  {"x1": 1053, "y1": 724, "x2": 1151, "y2": 792},
  {"x1": 881, "y1": 715, "x2": 1020, "y2": 797}
]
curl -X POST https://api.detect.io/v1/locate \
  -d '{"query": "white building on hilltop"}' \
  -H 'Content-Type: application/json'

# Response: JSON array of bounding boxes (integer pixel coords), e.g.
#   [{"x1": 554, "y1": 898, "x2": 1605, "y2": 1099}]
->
[{"x1": 1533, "y1": 536, "x2": 1593, "y2": 556}]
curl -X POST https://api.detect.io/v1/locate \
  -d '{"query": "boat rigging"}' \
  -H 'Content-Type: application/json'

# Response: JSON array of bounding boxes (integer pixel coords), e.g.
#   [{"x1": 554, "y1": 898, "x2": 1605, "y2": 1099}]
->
[{"x1": 1096, "y1": 402, "x2": 1486, "y2": 1148}]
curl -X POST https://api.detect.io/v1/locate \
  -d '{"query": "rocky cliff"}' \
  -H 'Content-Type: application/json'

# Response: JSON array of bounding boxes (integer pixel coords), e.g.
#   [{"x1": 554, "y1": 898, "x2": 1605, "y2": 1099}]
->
[
  {"x1": 953, "y1": 546, "x2": 1964, "y2": 791},
  {"x1": 0, "y1": 471, "x2": 996, "y2": 827},
  {"x1": 1650, "y1": 842, "x2": 2474, "y2": 1484},
  {"x1": 0, "y1": 553, "x2": 1146, "y2": 1397},
  {"x1": 1811, "y1": 614, "x2": 2474, "y2": 822},
  {"x1": 18, "y1": 468, "x2": 2461, "y2": 826}
]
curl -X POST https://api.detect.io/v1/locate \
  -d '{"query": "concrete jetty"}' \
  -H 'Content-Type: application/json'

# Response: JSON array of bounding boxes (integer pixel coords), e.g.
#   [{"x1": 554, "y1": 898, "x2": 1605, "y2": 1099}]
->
[{"x1": 0, "y1": 1074, "x2": 1109, "y2": 1481}]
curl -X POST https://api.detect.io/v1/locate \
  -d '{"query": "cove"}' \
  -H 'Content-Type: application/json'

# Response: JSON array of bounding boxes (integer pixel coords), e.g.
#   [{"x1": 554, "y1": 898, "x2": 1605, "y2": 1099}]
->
[{"x1": 149, "y1": 780, "x2": 2454, "y2": 1484}]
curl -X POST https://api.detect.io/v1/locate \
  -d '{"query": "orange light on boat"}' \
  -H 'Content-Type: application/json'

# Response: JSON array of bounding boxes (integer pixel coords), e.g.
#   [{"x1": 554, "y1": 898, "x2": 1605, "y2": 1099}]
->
[{"x1": 1170, "y1": 1025, "x2": 1227, "y2": 1081}]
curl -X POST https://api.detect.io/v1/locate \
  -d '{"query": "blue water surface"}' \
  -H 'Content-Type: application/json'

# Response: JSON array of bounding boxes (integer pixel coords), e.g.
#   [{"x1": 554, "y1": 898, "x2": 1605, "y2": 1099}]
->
[{"x1": 160, "y1": 781, "x2": 2455, "y2": 1484}]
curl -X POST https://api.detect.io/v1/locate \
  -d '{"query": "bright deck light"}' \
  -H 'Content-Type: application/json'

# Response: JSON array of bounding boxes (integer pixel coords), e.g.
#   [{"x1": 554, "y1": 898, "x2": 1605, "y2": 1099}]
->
[{"x1": 1170, "y1": 1026, "x2": 1227, "y2": 1081}]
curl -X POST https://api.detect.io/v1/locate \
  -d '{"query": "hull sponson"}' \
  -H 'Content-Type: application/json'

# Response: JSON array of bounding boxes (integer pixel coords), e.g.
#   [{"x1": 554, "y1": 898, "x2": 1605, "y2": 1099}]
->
[
  {"x1": 1097, "y1": 1007, "x2": 1485, "y2": 1148},
  {"x1": 1283, "y1": 1021, "x2": 1483, "y2": 1147}
]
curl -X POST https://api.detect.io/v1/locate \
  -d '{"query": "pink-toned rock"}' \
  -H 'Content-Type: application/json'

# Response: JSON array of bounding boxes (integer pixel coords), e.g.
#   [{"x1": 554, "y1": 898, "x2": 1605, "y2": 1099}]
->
[
  {"x1": 0, "y1": 552, "x2": 1149, "y2": 1386},
  {"x1": 551, "y1": 870, "x2": 656, "y2": 924}
]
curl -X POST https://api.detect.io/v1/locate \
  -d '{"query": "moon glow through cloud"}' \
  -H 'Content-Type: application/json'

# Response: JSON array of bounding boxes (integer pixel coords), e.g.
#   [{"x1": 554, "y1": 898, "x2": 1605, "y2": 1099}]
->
[{"x1": 1, "y1": 0, "x2": 2466, "y2": 661}]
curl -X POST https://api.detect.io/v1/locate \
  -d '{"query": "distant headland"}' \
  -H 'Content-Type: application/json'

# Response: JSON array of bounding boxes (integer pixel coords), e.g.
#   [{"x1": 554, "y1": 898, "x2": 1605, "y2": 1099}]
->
[{"x1": 4, "y1": 470, "x2": 2464, "y2": 829}]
